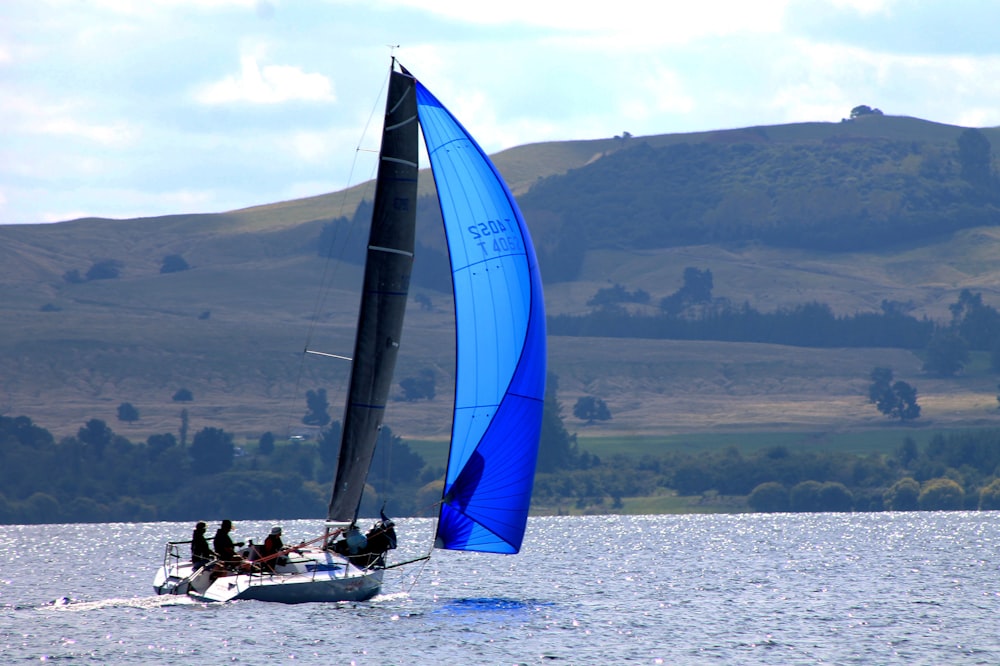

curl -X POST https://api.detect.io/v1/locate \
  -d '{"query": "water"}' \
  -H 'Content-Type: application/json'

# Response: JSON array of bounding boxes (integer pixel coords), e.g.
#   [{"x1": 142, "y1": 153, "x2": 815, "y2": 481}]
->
[{"x1": 1, "y1": 513, "x2": 998, "y2": 664}]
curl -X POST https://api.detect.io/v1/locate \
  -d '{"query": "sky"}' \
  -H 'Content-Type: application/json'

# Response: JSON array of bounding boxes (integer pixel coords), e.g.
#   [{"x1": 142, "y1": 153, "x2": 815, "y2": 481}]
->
[{"x1": 3, "y1": 0, "x2": 1000, "y2": 225}]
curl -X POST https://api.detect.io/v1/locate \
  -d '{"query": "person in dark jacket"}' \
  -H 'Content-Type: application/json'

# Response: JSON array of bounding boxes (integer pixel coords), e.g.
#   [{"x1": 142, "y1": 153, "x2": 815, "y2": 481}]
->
[
  {"x1": 260, "y1": 525, "x2": 284, "y2": 572},
  {"x1": 191, "y1": 521, "x2": 213, "y2": 569},
  {"x1": 213, "y1": 519, "x2": 243, "y2": 567}
]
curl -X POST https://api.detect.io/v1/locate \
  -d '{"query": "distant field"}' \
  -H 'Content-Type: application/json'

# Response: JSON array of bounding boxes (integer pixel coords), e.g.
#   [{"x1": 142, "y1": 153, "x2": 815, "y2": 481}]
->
[
  {"x1": 416, "y1": 431, "x2": 929, "y2": 467},
  {"x1": 530, "y1": 493, "x2": 744, "y2": 515},
  {"x1": 575, "y1": 429, "x2": 948, "y2": 458}
]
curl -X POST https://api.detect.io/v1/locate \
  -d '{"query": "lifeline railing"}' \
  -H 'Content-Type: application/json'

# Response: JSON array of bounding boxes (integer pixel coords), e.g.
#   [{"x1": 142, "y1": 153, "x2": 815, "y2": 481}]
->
[
  {"x1": 161, "y1": 539, "x2": 191, "y2": 570},
  {"x1": 157, "y1": 539, "x2": 221, "y2": 595}
]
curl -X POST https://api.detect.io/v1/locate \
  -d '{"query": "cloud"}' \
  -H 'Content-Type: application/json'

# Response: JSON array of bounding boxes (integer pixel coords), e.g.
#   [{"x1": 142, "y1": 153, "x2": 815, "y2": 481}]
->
[
  {"x1": 196, "y1": 55, "x2": 335, "y2": 105},
  {"x1": 2, "y1": 94, "x2": 137, "y2": 146},
  {"x1": 379, "y1": 0, "x2": 789, "y2": 40},
  {"x1": 764, "y1": 40, "x2": 1000, "y2": 126}
]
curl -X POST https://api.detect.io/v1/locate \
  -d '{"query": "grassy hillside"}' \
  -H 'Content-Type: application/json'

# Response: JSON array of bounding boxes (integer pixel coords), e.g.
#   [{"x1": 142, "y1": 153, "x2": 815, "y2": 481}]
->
[
  {"x1": 4, "y1": 116, "x2": 1000, "y2": 443},
  {"x1": 5, "y1": 230, "x2": 1000, "y2": 443}
]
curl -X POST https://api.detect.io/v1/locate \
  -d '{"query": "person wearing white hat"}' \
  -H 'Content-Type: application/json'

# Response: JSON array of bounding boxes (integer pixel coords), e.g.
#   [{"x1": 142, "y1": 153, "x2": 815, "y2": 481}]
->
[{"x1": 261, "y1": 525, "x2": 284, "y2": 571}]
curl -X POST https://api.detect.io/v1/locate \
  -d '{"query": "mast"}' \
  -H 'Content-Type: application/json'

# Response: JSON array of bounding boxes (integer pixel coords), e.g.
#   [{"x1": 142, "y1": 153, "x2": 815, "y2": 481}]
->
[{"x1": 328, "y1": 63, "x2": 418, "y2": 524}]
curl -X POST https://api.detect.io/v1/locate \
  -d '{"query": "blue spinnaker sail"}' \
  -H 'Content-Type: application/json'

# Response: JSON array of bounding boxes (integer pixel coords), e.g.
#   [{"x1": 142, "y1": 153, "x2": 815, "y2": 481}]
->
[{"x1": 415, "y1": 81, "x2": 546, "y2": 554}]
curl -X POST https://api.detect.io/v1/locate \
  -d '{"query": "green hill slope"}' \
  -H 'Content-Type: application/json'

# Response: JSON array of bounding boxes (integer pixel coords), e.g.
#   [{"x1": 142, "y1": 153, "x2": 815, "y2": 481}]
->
[{"x1": 4, "y1": 115, "x2": 1000, "y2": 441}]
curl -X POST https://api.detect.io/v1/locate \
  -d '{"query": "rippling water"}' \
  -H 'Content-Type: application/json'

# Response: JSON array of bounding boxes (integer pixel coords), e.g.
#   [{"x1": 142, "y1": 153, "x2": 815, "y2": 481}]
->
[{"x1": 1, "y1": 513, "x2": 998, "y2": 664}]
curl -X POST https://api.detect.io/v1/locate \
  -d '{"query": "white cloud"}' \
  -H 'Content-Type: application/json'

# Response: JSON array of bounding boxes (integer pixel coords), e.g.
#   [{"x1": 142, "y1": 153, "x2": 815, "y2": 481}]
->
[
  {"x1": 8, "y1": 0, "x2": 1000, "y2": 225},
  {"x1": 823, "y1": 0, "x2": 897, "y2": 15},
  {"x1": 623, "y1": 64, "x2": 697, "y2": 122},
  {"x1": 85, "y1": 0, "x2": 257, "y2": 15},
  {"x1": 196, "y1": 55, "x2": 335, "y2": 105},
  {"x1": 2, "y1": 94, "x2": 137, "y2": 146},
  {"x1": 763, "y1": 41, "x2": 1000, "y2": 126},
  {"x1": 379, "y1": 0, "x2": 789, "y2": 39},
  {"x1": 38, "y1": 118, "x2": 136, "y2": 145}
]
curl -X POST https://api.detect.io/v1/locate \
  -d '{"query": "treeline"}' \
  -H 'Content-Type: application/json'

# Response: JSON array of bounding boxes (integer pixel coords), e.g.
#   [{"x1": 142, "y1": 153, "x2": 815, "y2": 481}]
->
[
  {"x1": 554, "y1": 272, "x2": 1000, "y2": 380},
  {"x1": 0, "y1": 415, "x2": 435, "y2": 525},
  {"x1": 533, "y1": 429, "x2": 1000, "y2": 514},
  {"x1": 0, "y1": 370, "x2": 593, "y2": 525},
  {"x1": 518, "y1": 127, "x2": 1000, "y2": 262},
  {"x1": 5, "y1": 409, "x2": 1000, "y2": 524},
  {"x1": 550, "y1": 300, "x2": 934, "y2": 349}
]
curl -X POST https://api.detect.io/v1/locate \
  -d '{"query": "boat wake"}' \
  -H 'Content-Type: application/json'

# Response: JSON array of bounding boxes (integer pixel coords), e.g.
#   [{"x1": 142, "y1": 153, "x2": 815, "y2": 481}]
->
[
  {"x1": 43, "y1": 595, "x2": 198, "y2": 612},
  {"x1": 370, "y1": 590, "x2": 410, "y2": 604}
]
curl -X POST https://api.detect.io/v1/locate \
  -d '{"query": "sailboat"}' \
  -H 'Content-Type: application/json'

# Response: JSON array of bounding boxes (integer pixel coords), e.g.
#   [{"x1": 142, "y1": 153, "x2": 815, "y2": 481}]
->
[{"x1": 152, "y1": 60, "x2": 546, "y2": 603}]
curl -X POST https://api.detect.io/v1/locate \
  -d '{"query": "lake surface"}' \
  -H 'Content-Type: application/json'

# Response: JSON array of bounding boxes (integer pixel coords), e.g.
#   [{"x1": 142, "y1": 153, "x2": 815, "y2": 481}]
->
[{"x1": 1, "y1": 513, "x2": 998, "y2": 664}]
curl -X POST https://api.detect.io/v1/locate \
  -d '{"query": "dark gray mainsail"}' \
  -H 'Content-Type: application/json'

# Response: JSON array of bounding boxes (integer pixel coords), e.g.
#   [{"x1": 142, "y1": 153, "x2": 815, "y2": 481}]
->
[{"x1": 328, "y1": 67, "x2": 418, "y2": 524}]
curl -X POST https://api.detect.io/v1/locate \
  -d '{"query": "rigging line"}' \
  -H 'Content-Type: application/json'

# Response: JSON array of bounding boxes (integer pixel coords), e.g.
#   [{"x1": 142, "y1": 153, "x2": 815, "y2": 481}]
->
[
  {"x1": 401, "y1": 552, "x2": 433, "y2": 594},
  {"x1": 287, "y1": 65, "x2": 393, "y2": 440}
]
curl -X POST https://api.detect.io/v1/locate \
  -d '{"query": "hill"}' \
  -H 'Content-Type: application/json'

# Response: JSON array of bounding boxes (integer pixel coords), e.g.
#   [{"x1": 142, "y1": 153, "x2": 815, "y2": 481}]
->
[{"x1": 4, "y1": 114, "x2": 1000, "y2": 443}]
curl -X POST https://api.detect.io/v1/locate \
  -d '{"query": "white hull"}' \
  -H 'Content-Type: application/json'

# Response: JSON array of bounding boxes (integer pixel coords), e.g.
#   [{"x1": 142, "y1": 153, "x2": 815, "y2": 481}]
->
[{"x1": 153, "y1": 546, "x2": 383, "y2": 603}]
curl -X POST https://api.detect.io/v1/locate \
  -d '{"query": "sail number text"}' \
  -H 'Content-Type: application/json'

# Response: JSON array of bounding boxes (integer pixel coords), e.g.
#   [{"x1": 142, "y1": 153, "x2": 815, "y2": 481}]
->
[{"x1": 467, "y1": 218, "x2": 520, "y2": 256}]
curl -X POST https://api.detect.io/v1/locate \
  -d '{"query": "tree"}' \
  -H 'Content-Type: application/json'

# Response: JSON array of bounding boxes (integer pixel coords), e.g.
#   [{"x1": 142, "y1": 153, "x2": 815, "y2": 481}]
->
[
  {"x1": 867, "y1": 367, "x2": 920, "y2": 421},
  {"x1": 85, "y1": 259, "x2": 123, "y2": 281},
  {"x1": 957, "y1": 128, "x2": 993, "y2": 191},
  {"x1": 979, "y1": 478, "x2": 1000, "y2": 510},
  {"x1": 189, "y1": 426, "x2": 235, "y2": 474},
  {"x1": 896, "y1": 436, "x2": 919, "y2": 468},
  {"x1": 368, "y1": 425, "x2": 426, "y2": 487},
  {"x1": 849, "y1": 105, "x2": 883, "y2": 118},
  {"x1": 789, "y1": 480, "x2": 824, "y2": 512},
  {"x1": 660, "y1": 267, "x2": 713, "y2": 315},
  {"x1": 868, "y1": 367, "x2": 894, "y2": 403},
  {"x1": 818, "y1": 482, "x2": 854, "y2": 512},
  {"x1": 587, "y1": 283, "x2": 650, "y2": 307},
  {"x1": 887, "y1": 381, "x2": 921, "y2": 421},
  {"x1": 918, "y1": 478, "x2": 964, "y2": 510},
  {"x1": 147, "y1": 432, "x2": 177, "y2": 459},
  {"x1": 317, "y1": 422, "x2": 341, "y2": 470},
  {"x1": 116, "y1": 402, "x2": 140, "y2": 422},
  {"x1": 537, "y1": 373, "x2": 593, "y2": 473},
  {"x1": 883, "y1": 477, "x2": 919, "y2": 511},
  {"x1": 160, "y1": 254, "x2": 190, "y2": 274},
  {"x1": 573, "y1": 396, "x2": 612, "y2": 425},
  {"x1": 258, "y1": 431, "x2": 275, "y2": 456},
  {"x1": 303, "y1": 388, "x2": 331, "y2": 427},
  {"x1": 399, "y1": 369, "x2": 436, "y2": 401},
  {"x1": 172, "y1": 388, "x2": 194, "y2": 402},
  {"x1": 922, "y1": 330, "x2": 968, "y2": 377},
  {"x1": 78, "y1": 418, "x2": 113, "y2": 460},
  {"x1": 748, "y1": 482, "x2": 789, "y2": 512},
  {"x1": 949, "y1": 289, "x2": 1000, "y2": 350}
]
